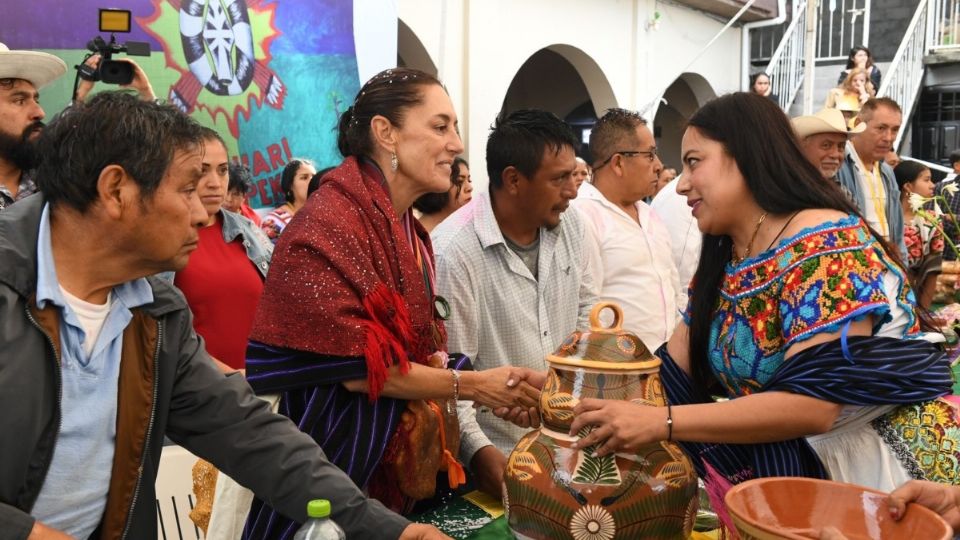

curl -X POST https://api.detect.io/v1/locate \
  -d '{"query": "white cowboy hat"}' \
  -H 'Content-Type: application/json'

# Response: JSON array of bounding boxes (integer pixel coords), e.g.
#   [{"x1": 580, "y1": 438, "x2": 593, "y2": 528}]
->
[
  {"x1": 792, "y1": 108, "x2": 867, "y2": 139},
  {"x1": 0, "y1": 43, "x2": 67, "y2": 89}
]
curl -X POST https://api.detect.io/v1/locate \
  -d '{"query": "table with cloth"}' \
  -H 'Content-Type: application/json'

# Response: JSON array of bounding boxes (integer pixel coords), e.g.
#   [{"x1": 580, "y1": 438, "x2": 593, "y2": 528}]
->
[{"x1": 413, "y1": 489, "x2": 721, "y2": 539}]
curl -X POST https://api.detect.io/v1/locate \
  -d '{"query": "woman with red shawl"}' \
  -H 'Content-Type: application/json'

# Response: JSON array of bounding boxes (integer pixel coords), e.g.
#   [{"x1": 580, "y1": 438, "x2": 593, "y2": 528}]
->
[{"x1": 243, "y1": 69, "x2": 538, "y2": 539}]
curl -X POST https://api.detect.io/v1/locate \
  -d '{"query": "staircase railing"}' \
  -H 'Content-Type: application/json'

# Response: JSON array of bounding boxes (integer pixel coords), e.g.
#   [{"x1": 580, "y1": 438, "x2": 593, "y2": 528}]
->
[
  {"x1": 877, "y1": 0, "x2": 930, "y2": 150},
  {"x1": 931, "y1": 0, "x2": 960, "y2": 49},
  {"x1": 816, "y1": 0, "x2": 870, "y2": 61},
  {"x1": 766, "y1": 0, "x2": 808, "y2": 111},
  {"x1": 903, "y1": 156, "x2": 954, "y2": 175}
]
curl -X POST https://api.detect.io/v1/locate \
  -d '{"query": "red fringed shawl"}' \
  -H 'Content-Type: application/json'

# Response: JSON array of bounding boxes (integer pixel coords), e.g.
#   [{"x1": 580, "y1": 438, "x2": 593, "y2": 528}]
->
[{"x1": 249, "y1": 157, "x2": 444, "y2": 399}]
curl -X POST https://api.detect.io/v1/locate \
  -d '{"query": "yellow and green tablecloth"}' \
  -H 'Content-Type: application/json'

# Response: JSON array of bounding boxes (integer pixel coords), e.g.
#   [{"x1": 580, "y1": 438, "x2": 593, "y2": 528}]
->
[{"x1": 413, "y1": 490, "x2": 720, "y2": 539}]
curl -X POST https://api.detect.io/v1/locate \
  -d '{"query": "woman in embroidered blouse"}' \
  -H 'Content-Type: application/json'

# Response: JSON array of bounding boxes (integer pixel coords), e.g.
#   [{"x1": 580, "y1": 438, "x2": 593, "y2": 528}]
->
[
  {"x1": 895, "y1": 160, "x2": 943, "y2": 308},
  {"x1": 259, "y1": 158, "x2": 316, "y2": 242},
  {"x1": 569, "y1": 92, "x2": 957, "y2": 493}
]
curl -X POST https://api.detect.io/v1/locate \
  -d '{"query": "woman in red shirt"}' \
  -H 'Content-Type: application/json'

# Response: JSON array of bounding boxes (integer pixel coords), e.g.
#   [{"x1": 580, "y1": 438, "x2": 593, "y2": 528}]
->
[{"x1": 174, "y1": 128, "x2": 273, "y2": 371}]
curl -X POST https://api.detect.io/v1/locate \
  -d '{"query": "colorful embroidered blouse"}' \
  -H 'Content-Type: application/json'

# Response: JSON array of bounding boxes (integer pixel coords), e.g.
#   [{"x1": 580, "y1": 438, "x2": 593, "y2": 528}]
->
[
  {"x1": 687, "y1": 215, "x2": 919, "y2": 398},
  {"x1": 904, "y1": 211, "x2": 944, "y2": 271}
]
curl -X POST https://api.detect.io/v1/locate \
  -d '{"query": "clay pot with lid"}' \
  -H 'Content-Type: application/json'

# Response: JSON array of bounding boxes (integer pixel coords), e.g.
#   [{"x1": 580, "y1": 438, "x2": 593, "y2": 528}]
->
[{"x1": 504, "y1": 302, "x2": 699, "y2": 539}]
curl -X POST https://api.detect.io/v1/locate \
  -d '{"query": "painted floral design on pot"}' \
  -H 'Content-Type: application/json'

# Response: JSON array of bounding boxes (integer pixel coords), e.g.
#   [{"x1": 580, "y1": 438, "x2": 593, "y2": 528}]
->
[{"x1": 505, "y1": 302, "x2": 699, "y2": 539}]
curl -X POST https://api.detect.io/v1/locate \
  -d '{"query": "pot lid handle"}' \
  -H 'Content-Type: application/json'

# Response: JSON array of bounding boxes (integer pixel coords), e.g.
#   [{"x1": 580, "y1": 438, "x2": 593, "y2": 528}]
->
[{"x1": 588, "y1": 302, "x2": 623, "y2": 332}]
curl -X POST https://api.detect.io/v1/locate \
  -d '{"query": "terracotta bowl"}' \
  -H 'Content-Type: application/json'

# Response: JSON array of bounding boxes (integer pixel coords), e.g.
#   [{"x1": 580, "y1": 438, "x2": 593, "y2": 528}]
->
[{"x1": 725, "y1": 477, "x2": 952, "y2": 540}]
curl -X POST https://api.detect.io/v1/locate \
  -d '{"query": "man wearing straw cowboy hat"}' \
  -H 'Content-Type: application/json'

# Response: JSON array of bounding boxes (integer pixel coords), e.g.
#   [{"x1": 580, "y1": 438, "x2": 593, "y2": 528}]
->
[
  {"x1": 0, "y1": 43, "x2": 66, "y2": 212},
  {"x1": 792, "y1": 108, "x2": 866, "y2": 183}
]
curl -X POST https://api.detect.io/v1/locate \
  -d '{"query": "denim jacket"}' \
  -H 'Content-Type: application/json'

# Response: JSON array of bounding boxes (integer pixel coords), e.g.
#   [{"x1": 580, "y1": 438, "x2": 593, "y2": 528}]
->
[
  {"x1": 836, "y1": 150, "x2": 907, "y2": 262},
  {"x1": 221, "y1": 209, "x2": 273, "y2": 277},
  {"x1": 160, "y1": 209, "x2": 272, "y2": 282}
]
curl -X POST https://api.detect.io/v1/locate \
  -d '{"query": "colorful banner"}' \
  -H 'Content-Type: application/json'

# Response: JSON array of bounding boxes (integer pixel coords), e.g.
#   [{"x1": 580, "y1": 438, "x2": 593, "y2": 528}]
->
[{"x1": 3, "y1": 0, "x2": 364, "y2": 210}]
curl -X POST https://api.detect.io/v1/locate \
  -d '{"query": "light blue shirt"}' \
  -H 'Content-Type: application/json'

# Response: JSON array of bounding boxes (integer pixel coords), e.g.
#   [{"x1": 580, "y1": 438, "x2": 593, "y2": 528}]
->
[{"x1": 30, "y1": 204, "x2": 153, "y2": 538}]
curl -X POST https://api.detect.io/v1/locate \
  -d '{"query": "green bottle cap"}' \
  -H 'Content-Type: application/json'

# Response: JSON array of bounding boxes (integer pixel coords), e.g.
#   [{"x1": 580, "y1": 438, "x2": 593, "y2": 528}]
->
[{"x1": 306, "y1": 499, "x2": 331, "y2": 518}]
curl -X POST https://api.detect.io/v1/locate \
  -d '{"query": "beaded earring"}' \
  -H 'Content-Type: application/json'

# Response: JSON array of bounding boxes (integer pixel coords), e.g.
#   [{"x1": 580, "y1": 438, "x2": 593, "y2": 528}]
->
[{"x1": 391, "y1": 153, "x2": 399, "y2": 171}]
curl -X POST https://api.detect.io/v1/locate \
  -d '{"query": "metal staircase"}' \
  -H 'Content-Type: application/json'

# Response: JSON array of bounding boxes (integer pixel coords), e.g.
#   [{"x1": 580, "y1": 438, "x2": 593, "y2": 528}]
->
[
  {"x1": 750, "y1": 0, "x2": 960, "y2": 152},
  {"x1": 877, "y1": 0, "x2": 930, "y2": 149},
  {"x1": 766, "y1": 0, "x2": 809, "y2": 111},
  {"x1": 753, "y1": 0, "x2": 872, "y2": 113}
]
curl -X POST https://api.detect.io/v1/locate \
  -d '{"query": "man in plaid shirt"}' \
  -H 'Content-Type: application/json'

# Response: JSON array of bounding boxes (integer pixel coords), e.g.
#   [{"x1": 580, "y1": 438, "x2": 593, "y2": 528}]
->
[{"x1": 0, "y1": 44, "x2": 67, "y2": 211}]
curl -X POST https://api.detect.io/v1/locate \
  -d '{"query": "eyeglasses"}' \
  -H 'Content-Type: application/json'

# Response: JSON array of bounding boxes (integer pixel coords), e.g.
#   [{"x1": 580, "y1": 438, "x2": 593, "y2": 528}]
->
[{"x1": 593, "y1": 148, "x2": 658, "y2": 170}]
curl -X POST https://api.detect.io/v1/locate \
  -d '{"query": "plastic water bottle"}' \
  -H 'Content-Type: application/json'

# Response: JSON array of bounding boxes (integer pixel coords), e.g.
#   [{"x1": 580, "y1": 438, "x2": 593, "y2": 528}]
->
[{"x1": 292, "y1": 499, "x2": 346, "y2": 540}]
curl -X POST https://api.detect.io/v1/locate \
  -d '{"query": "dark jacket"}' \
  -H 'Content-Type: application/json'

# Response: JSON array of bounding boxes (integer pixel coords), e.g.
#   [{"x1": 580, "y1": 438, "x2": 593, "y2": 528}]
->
[{"x1": 0, "y1": 195, "x2": 409, "y2": 540}]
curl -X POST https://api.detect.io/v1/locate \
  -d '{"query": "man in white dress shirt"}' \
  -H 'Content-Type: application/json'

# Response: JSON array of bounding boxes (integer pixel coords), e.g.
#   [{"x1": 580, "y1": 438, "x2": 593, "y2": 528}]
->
[
  {"x1": 573, "y1": 108, "x2": 681, "y2": 352},
  {"x1": 432, "y1": 109, "x2": 598, "y2": 500}
]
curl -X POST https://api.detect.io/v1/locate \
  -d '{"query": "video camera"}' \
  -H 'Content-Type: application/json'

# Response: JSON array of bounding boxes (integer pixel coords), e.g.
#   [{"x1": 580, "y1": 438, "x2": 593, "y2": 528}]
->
[{"x1": 77, "y1": 9, "x2": 150, "y2": 85}]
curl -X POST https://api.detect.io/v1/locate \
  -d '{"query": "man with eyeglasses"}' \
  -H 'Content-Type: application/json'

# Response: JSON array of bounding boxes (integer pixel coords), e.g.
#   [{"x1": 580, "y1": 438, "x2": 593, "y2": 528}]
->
[
  {"x1": 431, "y1": 109, "x2": 599, "y2": 500},
  {"x1": 572, "y1": 108, "x2": 681, "y2": 352}
]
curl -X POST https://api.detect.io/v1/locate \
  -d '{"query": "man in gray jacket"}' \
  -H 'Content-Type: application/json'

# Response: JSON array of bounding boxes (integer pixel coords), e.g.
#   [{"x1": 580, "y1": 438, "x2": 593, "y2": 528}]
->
[
  {"x1": 835, "y1": 97, "x2": 907, "y2": 260},
  {"x1": 0, "y1": 91, "x2": 446, "y2": 540}
]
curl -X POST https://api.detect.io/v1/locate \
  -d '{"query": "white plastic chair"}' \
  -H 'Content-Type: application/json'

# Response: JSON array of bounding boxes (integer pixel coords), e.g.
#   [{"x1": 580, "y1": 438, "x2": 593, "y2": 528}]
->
[{"x1": 156, "y1": 445, "x2": 202, "y2": 540}]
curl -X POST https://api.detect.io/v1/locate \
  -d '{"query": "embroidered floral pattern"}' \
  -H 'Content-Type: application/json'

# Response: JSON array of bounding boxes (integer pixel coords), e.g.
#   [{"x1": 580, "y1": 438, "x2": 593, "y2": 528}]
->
[
  {"x1": 705, "y1": 216, "x2": 918, "y2": 397},
  {"x1": 904, "y1": 215, "x2": 944, "y2": 271},
  {"x1": 883, "y1": 399, "x2": 960, "y2": 484},
  {"x1": 871, "y1": 414, "x2": 927, "y2": 480}
]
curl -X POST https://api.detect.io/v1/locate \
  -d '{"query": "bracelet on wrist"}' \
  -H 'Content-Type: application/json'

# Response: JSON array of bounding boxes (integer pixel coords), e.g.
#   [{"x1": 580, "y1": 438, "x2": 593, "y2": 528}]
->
[
  {"x1": 450, "y1": 369, "x2": 461, "y2": 401},
  {"x1": 666, "y1": 402, "x2": 674, "y2": 442}
]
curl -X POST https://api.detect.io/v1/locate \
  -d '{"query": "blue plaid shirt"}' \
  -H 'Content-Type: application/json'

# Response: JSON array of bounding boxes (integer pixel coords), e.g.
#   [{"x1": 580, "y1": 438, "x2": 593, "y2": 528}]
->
[{"x1": 0, "y1": 170, "x2": 37, "y2": 211}]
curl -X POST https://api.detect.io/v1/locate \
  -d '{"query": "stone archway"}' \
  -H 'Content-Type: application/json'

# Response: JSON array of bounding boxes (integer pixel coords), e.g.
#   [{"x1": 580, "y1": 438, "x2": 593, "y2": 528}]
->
[
  {"x1": 653, "y1": 72, "x2": 717, "y2": 170},
  {"x1": 500, "y1": 44, "x2": 617, "y2": 160}
]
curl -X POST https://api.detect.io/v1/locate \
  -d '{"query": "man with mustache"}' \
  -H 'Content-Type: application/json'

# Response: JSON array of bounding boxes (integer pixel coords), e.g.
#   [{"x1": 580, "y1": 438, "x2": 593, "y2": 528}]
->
[
  {"x1": 572, "y1": 108, "x2": 680, "y2": 353},
  {"x1": 431, "y1": 109, "x2": 599, "y2": 500},
  {"x1": 792, "y1": 108, "x2": 865, "y2": 199},
  {"x1": 836, "y1": 97, "x2": 907, "y2": 259},
  {"x1": 0, "y1": 43, "x2": 66, "y2": 211}
]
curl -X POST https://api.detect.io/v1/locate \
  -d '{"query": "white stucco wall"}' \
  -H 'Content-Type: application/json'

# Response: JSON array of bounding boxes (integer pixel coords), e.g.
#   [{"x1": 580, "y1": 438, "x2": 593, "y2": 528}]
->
[{"x1": 399, "y1": 0, "x2": 745, "y2": 191}]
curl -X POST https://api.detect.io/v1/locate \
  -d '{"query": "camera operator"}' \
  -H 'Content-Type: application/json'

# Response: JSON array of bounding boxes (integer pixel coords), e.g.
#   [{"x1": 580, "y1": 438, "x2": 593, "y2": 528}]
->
[
  {"x1": 0, "y1": 43, "x2": 66, "y2": 212},
  {"x1": 74, "y1": 54, "x2": 156, "y2": 103}
]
